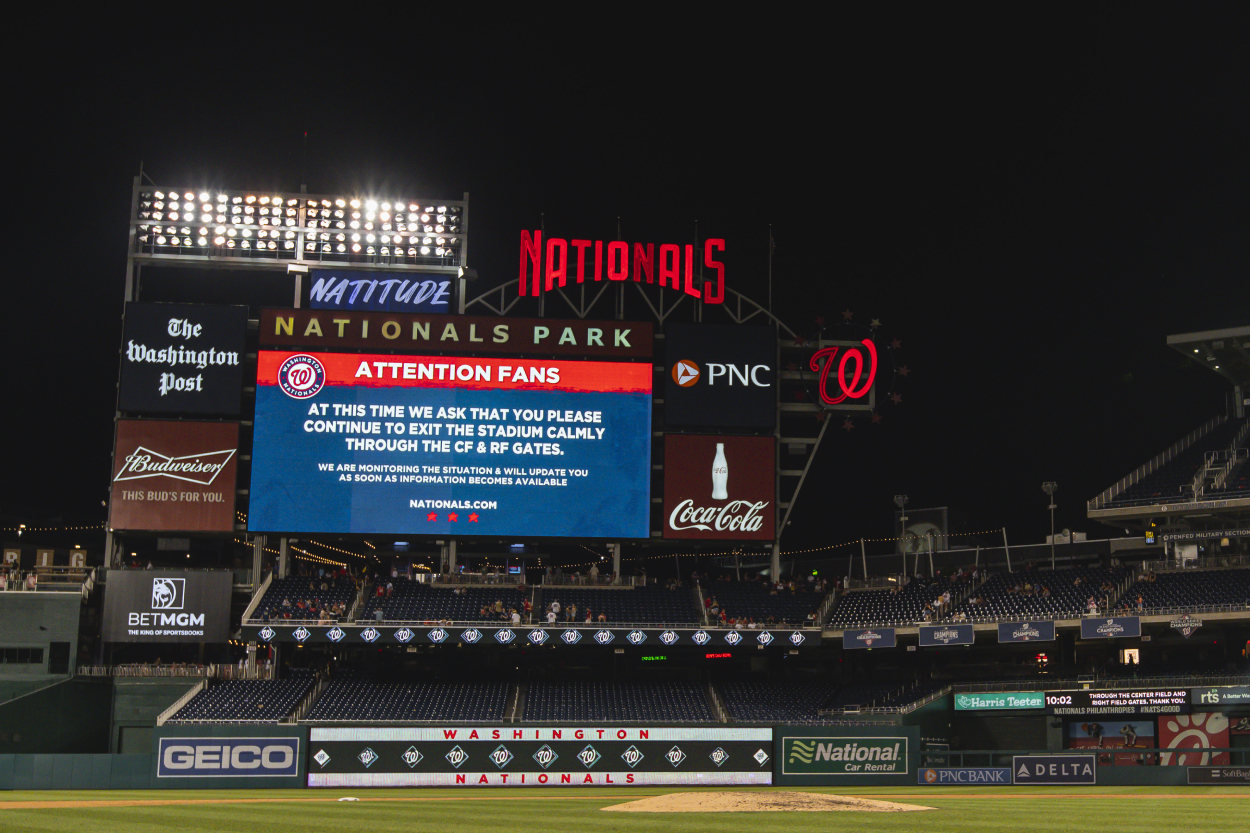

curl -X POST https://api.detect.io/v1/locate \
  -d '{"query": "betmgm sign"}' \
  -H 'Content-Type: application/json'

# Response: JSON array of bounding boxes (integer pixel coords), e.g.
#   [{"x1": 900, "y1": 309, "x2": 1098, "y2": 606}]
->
[{"x1": 102, "y1": 570, "x2": 232, "y2": 643}]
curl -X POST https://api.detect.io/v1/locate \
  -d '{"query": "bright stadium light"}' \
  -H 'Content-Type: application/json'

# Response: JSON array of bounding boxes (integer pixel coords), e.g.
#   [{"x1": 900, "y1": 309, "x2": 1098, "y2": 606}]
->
[{"x1": 132, "y1": 185, "x2": 467, "y2": 271}]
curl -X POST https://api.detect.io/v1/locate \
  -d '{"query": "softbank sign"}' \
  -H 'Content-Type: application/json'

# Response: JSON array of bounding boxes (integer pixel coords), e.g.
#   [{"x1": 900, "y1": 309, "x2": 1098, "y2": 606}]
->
[{"x1": 157, "y1": 737, "x2": 300, "y2": 777}]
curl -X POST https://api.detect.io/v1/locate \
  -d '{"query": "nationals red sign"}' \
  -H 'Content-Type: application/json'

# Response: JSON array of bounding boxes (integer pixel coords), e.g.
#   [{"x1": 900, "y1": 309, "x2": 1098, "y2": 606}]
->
[
  {"x1": 109, "y1": 420, "x2": 239, "y2": 532},
  {"x1": 519, "y1": 231, "x2": 725, "y2": 303},
  {"x1": 663, "y1": 434, "x2": 774, "y2": 540}
]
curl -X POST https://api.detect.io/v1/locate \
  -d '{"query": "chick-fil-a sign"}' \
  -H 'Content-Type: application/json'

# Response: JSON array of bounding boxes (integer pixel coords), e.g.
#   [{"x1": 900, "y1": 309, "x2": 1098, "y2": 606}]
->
[
  {"x1": 810, "y1": 340, "x2": 878, "y2": 405},
  {"x1": 519, "y1": 231, "x2": 725, "y2": 303}
]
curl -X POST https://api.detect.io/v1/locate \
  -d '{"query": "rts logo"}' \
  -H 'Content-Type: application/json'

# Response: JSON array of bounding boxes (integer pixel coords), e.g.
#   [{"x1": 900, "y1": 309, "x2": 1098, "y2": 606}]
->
[{"x1": 151, "y1": 578, "x2": 184, "y2": 610}]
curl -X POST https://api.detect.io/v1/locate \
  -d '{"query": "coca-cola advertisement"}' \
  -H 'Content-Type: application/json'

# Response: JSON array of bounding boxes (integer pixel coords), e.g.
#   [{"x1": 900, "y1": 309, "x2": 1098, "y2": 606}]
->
[
  {"x1": 109, "y1": 420, "x2": 239, "y2": 532},
  {"x1": 662, "y1": 434, "x2": 774, "y2": 540}
]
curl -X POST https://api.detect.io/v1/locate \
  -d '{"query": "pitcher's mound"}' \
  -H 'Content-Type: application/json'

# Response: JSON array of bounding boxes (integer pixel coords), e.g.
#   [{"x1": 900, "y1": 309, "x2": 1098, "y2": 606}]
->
[{"x1": 602, "y1": 791, "x2": 934, "y2": 813}]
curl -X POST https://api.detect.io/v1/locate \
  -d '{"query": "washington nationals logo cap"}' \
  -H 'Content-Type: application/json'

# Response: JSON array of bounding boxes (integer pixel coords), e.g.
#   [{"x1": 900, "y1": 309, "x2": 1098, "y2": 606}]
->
[{"x1": 278, "y1": 354, "x2": 325, "y2": 399}]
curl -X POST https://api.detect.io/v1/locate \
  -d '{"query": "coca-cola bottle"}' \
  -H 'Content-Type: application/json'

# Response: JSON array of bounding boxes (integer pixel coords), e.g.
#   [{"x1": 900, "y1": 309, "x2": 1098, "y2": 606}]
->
[{"x1": 711, "y1": 443, "x2": 728, "y2": 500}]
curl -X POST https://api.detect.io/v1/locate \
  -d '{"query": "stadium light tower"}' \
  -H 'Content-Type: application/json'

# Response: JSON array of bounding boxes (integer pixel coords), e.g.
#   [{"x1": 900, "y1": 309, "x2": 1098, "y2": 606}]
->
[
  {"x1": 894, "y1": 494, "x2": 908, "y2": 575},
  {"x1": 1042, "y1": 482, "x2": 1058, "y2": 569}
]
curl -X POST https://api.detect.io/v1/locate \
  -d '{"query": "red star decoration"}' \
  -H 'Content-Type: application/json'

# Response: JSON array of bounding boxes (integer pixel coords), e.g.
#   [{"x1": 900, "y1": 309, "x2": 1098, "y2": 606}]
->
[
  {"x1": 448, "y1": 512, "x2": 459, "y2": 522},
  {"x1": 426, "y1": 513, "x2": 437, "y2": 522},
  {"x1": 785, "y1": 361, "x2": 798, "y2": 372},
  {"x1": 898, "y1": 365, "x2": 910, "y2": 377},
  {"x1": 814, "y1": 315, "x2": 826, "y2": 326},
  {"x1": 889, "y1": 392, "x2": 903, "y2": 405},
  {"x1": 842, "y1": 417, "x2": 855, "y2": 432},
  {"x1": 842, "y1": 309, "x2": 854, "y2": 321},
  {"x1": 871, "y1": 412, "x2": 882, "y2": 424},
  {"x1": 815, "y1": 410, "x2": 827, "y2": 422},
  {"x1": 794, "y1": 390, "x2": 807, "y2": 401},
  {"x1": 891, "y1": 338, "x2": 903, "y2": 349},
  {"x1": 794, "y1": 335, "x2": 806, "y2": 347},
  {"x1": 469, "y1": 513, "x2": 479, "y2": 523}
]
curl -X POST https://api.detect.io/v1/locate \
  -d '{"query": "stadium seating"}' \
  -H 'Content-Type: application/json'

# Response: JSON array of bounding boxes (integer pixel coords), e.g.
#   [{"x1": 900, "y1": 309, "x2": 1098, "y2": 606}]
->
[
  {"x1": 525, "y1": 681, "x2": 712, "y2": 722},
  {"x1": 827, "y1": 575, "x2": 972, "y2": 627},
  {"x1": 252, "y1": 575, "x2": 356, "y2": 622},
  {"x1": 705, "y1": 580, "x2": 827, "y2": 626},
  {"x1": 538, "y1": 585, "x2": 701, "y2": 625},
  {"x1": 166, "y1": 673, "x2": 315, "y2": 723},
  {"x1": 1106, "y1": 419, "x2": 1246, "y2": 507},
  {"x1": 720, "y1": 679, "x2": 843, "y2": 722},
  {"x1": 955, "y1": 566, "x2": 1131, "y2": 622},
  {"x1": 359, "y1": 579, "x2": 528, "y2": 623},
  {"x1": 1119, "y1": 568, "x2": 1250, "y2": 613},
  {"x1": 304, "y1": 673, "x2": 509, "y2": 722}
]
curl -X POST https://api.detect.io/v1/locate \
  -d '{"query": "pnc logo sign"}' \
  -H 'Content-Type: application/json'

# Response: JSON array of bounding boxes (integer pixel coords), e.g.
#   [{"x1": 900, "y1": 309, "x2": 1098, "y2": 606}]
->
[{"x1": 672, "y1": 359, "x2": 770, "y2": 388}]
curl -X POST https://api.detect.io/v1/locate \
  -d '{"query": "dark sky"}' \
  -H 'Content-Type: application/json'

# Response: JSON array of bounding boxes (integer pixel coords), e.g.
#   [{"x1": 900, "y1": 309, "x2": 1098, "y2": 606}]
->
[{"x1": 9, "y1": 8, "x2": 1248, "y2": 555}]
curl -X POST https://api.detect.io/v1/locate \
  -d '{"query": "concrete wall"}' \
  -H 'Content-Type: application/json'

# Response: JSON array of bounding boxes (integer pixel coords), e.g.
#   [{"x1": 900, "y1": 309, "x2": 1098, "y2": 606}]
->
[
  {"x1": 0, "y1": 678, "x2": 111, "y2": 754},
  {"x1": 0, "y1": 593, "x2": 81, "y2": 677},
  {"x1": 110, "y1": 678, "x2": 199, "y2": 753}
]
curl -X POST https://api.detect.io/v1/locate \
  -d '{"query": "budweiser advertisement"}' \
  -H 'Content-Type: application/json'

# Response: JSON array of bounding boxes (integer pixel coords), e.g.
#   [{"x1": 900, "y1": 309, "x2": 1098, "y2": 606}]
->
[
  {"x1": 109, "y1": 420, "x2": 239, "y2": 532},
  {"x1": 662, "y1": 434, "x2": 774, "y2": 540}
]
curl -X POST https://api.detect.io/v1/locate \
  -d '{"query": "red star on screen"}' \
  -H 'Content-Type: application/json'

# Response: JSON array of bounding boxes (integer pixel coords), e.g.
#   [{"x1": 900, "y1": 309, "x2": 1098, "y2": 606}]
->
[
  {"x1": 448, "y1": 513, "x2": 459, "y2": 522},
  {"x1": 469, "y1": 513, "x2": 480, "y2": 523},
  {"x1": 426, "y1": 513, "x2": 437, "y2": 522}
]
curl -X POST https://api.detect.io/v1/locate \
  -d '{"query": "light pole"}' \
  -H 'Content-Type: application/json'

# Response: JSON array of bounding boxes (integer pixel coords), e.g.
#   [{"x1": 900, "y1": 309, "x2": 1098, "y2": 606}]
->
[
  {"x1": 894, "y1": 495, "x2": 909, "y2": 576},
  {"x1": 1042, "y1": 482, "x2": 1058, "y2": 569}
]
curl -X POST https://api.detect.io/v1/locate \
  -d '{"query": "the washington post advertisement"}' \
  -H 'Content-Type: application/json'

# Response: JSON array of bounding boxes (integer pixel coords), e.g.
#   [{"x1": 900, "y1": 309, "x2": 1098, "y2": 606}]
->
[{"x1": 248, "y1": 351, "x2": 651, "y2": 537}]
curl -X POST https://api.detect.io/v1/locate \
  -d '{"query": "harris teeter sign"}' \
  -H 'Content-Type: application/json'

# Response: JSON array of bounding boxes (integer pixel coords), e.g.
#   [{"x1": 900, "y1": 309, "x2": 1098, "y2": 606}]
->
[{"x1": 954, "y1": 692, "x2": 1045, "y2": 711}]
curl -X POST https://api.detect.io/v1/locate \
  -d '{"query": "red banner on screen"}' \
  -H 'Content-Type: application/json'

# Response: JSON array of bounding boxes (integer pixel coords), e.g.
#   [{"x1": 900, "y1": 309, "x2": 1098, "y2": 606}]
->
[{"x1": 257, "y1": 352, "x2": 651, "y2": 395}]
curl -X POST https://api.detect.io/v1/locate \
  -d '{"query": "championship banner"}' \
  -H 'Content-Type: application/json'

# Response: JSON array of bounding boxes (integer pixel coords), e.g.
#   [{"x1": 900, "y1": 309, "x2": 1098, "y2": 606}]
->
[
  {"x1": 997, "y1": 621, "x2": 1056, "y2": 643},
  {"x1": 918, "y1": 624, "x2": 974, "y2": 647},
  {"x1": 306, "y1": 726, "x2": 772, "y2": 787},
  {"x1": 1080, "y1": 616, "x2": 1141, "y2": 639},
  {"x1": 842, "y1": 628, "x2": 895, "y2": 650},
  {"x1": 248, "y1": 351, "x2": 651, "y2": 537}
]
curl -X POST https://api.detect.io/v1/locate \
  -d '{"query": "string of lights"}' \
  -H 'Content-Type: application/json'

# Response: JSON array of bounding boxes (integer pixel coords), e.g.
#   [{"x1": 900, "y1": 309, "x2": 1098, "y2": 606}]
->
[{"x1": 3, "y1": 523, "x2": 106, "y2": 533}]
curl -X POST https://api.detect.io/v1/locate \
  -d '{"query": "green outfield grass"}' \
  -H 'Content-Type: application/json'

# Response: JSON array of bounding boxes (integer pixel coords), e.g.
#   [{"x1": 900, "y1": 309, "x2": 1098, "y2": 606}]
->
[{"x1": 1, "y1": 786, "x2": 1247, "y2": 833}]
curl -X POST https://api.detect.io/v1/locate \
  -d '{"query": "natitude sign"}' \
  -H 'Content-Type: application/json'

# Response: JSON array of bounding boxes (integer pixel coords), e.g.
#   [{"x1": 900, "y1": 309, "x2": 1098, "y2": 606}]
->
[
  {"x1": 662, "y1": 435, "x2": 774, "y2": 541},
  {"x1": 109, "y1": 420, "x2": 239, "y2": 532}
]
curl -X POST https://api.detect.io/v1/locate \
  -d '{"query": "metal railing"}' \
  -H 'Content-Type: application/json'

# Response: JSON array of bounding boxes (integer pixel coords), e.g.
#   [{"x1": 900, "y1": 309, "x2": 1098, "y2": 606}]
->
[
  {"x1": 286, "y1": 674, "x2": 328, "y2": 723},
  {"x1": 1088, "y1": 414, "x2": 1224, "y2": 510},
  {"x1": 155, "y1": 679, "x2": 206, "y2": 726},
  {"x1": 951, "y1": 673, "x2": 1250, "y2": 693},
  {"x1": 239, "y1": 571, "x2": 272, "y2": 623}
]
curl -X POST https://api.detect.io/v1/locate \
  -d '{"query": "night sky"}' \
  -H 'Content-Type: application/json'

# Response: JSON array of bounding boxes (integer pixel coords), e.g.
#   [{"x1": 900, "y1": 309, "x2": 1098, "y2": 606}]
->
[{"x1": 9, "y1": 9, "x2": 1248, "y2": 560}]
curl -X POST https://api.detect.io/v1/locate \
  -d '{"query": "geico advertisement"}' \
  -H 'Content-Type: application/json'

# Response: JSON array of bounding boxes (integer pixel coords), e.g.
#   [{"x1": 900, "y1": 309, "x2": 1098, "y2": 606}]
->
[
  {"x1": 307, "y1": 726, "x2": 773, "y2": 787},
  {"x1": 663, "y1": 435, "x2": 775, "y2": 540},
  {"x1": 102, "y1": 570, "x2": 232, "y2": 643},
  {"x1": 109, "y1": 420, "x2": 239, "y2": 532},
  {"x1": 249, "y1": 351, "x2": 651, "y2": 537},
  {"x1": 158, "y1": 737, "x2": 300, "y2": 777},
  {"x1": 664, "y1": 323, "x2": 775, "y2": 429}
]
